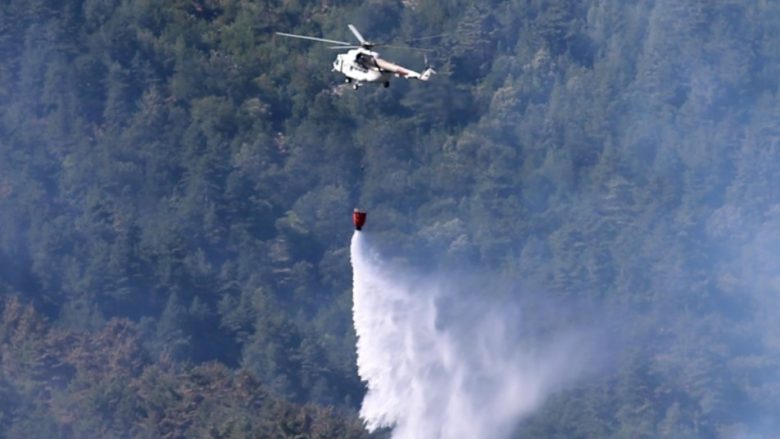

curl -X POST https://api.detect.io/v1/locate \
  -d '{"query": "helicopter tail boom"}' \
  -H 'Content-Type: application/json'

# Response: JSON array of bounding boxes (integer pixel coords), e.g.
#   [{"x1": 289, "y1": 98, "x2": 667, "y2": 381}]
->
[{"x1": 375, "y1": 58, "x2": 435, "y2": 81}]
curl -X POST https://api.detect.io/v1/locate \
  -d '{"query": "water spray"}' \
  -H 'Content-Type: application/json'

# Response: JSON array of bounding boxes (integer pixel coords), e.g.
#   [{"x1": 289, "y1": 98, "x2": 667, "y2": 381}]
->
[{"x1": 350, "y1": 232, "x2": 590, "y2": 439}]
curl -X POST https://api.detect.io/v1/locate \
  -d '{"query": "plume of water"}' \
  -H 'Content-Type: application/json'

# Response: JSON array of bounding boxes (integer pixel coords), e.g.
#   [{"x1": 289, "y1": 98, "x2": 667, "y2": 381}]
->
[{"x1": 351, "y1": 232, "x2": 591, "y2": 439}]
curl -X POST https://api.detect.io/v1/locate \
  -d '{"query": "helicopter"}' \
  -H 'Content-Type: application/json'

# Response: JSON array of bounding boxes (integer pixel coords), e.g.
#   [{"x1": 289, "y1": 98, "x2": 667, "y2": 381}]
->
[{"x1": 275, "y1": 24, "x2": 436, "y2": 90}]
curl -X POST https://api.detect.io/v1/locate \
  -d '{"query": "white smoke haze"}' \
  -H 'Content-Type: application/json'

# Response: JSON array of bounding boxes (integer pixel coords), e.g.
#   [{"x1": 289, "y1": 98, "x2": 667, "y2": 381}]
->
[{"x1": 351, "y1": 232, "x2": 596, "y2": 439}]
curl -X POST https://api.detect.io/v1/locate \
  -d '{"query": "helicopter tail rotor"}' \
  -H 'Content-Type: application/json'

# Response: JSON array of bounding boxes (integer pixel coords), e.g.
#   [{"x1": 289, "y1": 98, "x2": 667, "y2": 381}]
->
[{"x1": 420, "y1": 54, "x2": 436, "y2": 80}]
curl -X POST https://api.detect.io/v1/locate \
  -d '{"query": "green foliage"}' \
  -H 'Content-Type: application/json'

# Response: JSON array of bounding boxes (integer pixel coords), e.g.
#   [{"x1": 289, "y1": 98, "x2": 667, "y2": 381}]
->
[
  {"x1": 1, "y1": 0, "x2": 780, "y2": 437},
  {"x1": 0, "y1": 298, "x2": 370, "y2": 438}
]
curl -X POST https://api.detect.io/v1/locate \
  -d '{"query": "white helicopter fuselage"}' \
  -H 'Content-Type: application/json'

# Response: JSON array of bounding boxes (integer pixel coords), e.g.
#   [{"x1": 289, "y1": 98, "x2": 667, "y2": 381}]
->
[{"x1": 332, "y1": 48, "x2": 392, "y2": 85}]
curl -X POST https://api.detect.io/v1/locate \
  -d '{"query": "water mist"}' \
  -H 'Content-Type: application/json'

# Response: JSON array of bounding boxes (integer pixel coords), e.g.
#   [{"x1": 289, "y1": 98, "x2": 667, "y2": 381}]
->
[{"x1": 351, "y1": 232, "x2": 591, "y2": 439}]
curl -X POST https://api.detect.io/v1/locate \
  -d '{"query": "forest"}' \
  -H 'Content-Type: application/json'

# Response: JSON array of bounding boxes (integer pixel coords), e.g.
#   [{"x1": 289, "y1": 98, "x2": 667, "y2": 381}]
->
[{"x1": 0, "y1": 0, "x2": 779, "y2": 437}]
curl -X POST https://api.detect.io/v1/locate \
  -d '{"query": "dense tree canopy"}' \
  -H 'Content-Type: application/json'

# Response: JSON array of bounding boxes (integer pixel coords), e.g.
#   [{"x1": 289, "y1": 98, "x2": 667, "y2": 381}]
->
[{"x1": 1, "y1": 0, "x2": 779, "y2": 437}]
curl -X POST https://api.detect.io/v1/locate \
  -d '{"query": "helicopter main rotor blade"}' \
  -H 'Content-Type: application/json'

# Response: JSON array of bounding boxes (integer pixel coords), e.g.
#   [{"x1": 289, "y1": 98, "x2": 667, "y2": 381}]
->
[
  {"x1": 275, "y1": 32, "x2": 353, "y2": 46},
  {"x1": 379, "y1": 43, "x2": 434, "y2": 52},
  {"x1": 347, "y1": 24, "x2": 368, "y2": 45},
  {"x1": 328, "y1": 45, "x2": 359, "y2": 50},
  {"x1": 404, "y1": 29, "x2": 480, "y2": 44}
]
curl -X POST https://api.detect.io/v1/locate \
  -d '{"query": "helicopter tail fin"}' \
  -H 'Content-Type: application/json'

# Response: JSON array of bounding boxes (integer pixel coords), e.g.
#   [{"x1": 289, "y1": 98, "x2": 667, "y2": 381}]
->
[{"x1": 420, "y1": 67, "x2": 436, "y2": 81}]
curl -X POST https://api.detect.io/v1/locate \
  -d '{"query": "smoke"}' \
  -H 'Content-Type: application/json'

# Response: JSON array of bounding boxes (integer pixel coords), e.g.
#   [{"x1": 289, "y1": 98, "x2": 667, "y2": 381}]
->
[{"x1": 350, "y1": 232, "x2": 594, "y2": 439}]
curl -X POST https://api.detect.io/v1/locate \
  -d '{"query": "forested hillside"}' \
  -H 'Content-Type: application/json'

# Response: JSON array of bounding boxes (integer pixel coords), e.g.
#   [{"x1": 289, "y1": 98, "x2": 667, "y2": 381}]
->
[{"x1": 1, "y1": 0, "x2": 779, "y2": 437}]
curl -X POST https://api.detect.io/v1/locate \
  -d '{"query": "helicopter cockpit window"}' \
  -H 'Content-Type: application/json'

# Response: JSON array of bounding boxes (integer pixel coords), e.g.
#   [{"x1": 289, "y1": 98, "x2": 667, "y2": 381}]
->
[{"x1": 355, "y1": 53, "x2": 368, "y2": 68}]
